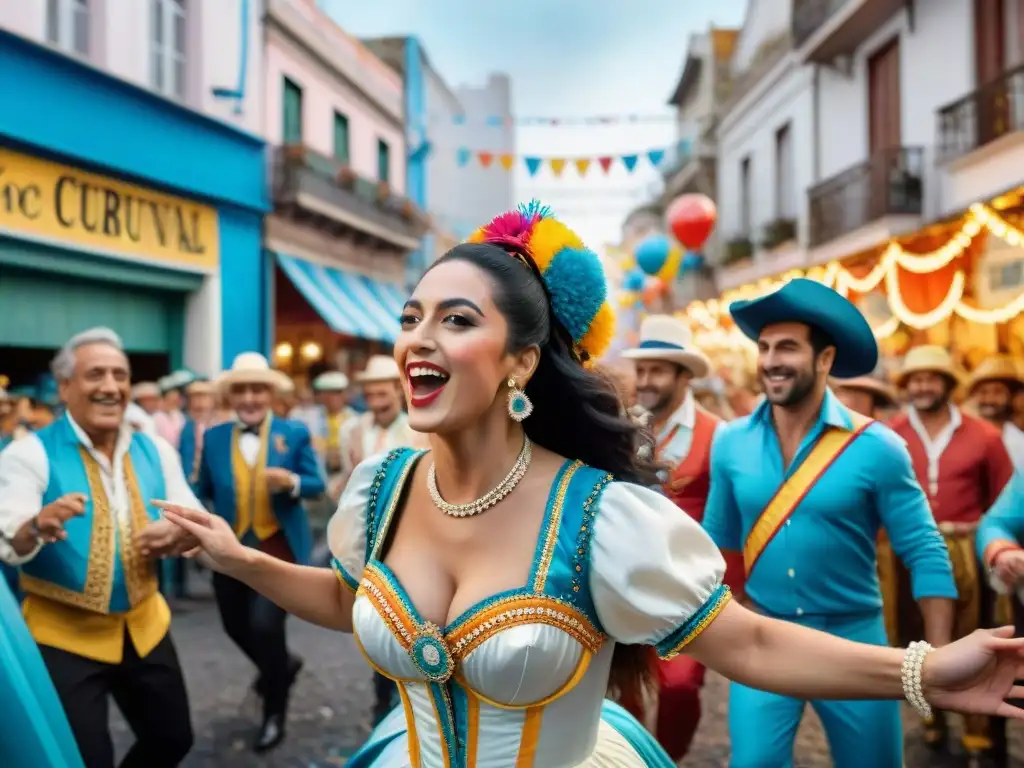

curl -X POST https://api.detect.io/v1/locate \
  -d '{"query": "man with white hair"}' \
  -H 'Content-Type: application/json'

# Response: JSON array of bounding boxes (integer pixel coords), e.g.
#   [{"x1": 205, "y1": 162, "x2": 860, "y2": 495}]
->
[{"x1": 0, "y1": 327, "x2": 201, "y2": 767}]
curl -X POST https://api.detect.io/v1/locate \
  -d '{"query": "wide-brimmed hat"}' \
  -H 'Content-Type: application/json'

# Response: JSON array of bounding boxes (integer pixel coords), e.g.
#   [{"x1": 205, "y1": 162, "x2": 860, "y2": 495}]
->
[
  {"x1": 159, "y1": 369, "x2": 196, "y2": 393},
  {"x1": 313, "y1": 371, "x2": 350, "y2": 392},
  {"x1": 729, "y1": 279, "x2": 878, "y2": 378},
  {"x1": 274, "y1": 371, "x2": 295, "y2": 394},
  {"x1": 131, "y1": 382, "x2": 161, "y2": 400},
  {"x1": 355, "y1": 355, "x2": 401, "y2": 384},
  {"x1": 894, "y1": 345, "x2": 964, "y2": 388},
  {"x1": 831, "y1": 375, "x2": 897, "y2": 407},
  {"x1": 966, "y1": 355, "x2": 1024, "y2": 394},
  {"x1": 216, "y1": 353, "x2": 284, "y2": 390},
  {"x1": 621, "y1": 315, "x2": 711, "y2": 378}
]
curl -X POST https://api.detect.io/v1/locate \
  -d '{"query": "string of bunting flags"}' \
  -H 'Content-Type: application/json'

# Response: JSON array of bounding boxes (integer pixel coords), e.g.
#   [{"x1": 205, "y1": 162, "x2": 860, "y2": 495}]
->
[
  {"x1": 454, "y1": 140, "x2": 691, "y2": 177},
  {"x1": 433, "y1": 112, "x2": 677, "y2": 127}
]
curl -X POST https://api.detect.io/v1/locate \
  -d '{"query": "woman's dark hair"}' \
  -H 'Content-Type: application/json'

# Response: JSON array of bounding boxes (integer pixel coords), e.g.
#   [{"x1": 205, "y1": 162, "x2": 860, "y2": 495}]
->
[{"x1": 428, "y1": 242, "x2": 661, "y2": 701}]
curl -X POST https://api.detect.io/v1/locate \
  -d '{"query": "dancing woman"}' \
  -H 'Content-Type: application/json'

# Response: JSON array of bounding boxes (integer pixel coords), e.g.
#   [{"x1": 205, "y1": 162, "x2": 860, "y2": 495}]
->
[{"x1": 161, "y1": 204, "x2": 1024, "y2": 767}]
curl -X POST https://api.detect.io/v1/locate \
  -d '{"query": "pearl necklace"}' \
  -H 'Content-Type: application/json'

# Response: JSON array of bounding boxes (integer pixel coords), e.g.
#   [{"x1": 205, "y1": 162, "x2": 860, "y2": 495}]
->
[{"x1": 428, "y1": 437, "x2": 532, "y2": 518}]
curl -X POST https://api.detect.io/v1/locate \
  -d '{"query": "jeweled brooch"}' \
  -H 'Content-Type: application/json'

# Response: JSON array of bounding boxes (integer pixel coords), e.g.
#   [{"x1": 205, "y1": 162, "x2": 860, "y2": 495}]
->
[{"x1": 409, "y1": 622, "x2": 455, "y2": 683}]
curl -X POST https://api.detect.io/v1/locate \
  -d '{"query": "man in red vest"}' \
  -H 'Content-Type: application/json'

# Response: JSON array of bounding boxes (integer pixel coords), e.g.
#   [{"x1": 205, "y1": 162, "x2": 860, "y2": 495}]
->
[{"x1": 621, "y1": 315, "x2": 743, "y2": 760}]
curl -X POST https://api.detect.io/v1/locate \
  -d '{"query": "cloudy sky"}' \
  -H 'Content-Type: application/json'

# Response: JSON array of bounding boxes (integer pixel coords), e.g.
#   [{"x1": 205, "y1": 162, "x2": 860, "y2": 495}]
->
[{"x1": 320, "y1": 0, "x2": 747, "y2": 249}]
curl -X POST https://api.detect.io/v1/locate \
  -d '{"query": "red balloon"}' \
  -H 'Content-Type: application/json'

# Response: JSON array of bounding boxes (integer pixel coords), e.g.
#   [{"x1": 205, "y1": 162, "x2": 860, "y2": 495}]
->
[{"x1": 666, "y1": 194, "x2": 717, "y2": 250}]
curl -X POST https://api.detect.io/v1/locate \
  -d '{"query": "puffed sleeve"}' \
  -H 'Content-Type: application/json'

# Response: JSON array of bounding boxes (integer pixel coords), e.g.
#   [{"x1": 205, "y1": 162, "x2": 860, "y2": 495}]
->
[
  {"x1": 326, "y1": 452, "x2": 388, "y2": 592},
  {"x1": 590, "y1": 481, "x2": 730, "y2": 659}
]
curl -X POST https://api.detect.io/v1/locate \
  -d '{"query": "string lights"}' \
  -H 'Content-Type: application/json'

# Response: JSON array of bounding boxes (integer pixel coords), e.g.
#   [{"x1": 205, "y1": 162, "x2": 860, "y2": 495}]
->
[{"x1": 682, "y1": 203, "x2": 1024, "y2": 346}]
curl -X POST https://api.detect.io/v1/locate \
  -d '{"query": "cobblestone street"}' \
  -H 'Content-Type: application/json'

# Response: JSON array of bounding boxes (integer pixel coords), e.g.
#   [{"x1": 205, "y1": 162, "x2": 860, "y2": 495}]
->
[{"x1": 112, "y1": 579, "x2": 1024, "y2": 767}]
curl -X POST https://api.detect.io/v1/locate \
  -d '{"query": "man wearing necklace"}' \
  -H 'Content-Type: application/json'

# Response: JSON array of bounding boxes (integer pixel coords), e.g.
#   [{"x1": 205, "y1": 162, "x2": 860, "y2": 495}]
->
[
  {"x1": 889, "y1": 345, "x2": 1014, "y2": 762},
  {"x1": 620, "y1": 314, "x2": 742, "y2": 761},
  {"x1": 703, "y1": 279, "x2": 956, "y2": 767}
]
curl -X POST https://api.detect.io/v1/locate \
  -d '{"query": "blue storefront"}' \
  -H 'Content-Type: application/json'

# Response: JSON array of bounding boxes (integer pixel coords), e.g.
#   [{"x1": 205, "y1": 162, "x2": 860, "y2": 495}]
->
[{"x1": 0, "y1": 31, "x2": 269, "y2": 384}]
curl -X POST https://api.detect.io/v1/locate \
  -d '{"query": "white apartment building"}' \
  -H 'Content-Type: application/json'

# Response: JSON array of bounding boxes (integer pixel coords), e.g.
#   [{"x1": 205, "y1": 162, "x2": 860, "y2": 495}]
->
[{"x1": 715, "y1": 0, "x2": 1024, "y2": 300}]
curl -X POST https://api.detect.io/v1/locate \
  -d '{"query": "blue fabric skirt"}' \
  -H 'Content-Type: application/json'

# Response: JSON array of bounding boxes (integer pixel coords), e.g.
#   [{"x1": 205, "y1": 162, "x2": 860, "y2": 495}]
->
[
  {"x1": 345, "y1": 698, "x2": 674, "y2": 767},
  {"x1": 0, "y1": 575, "x2": 84, "y2": 767}
]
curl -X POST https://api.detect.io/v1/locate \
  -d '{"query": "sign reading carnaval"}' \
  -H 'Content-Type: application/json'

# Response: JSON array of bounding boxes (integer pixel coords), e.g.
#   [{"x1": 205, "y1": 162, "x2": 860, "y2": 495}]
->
[{"x1": 0, "y1": 148, "x2": 219, "y2": 270}]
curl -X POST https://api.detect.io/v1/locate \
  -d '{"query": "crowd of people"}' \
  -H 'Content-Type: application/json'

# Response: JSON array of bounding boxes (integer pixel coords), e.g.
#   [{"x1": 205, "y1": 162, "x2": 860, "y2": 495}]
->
[{"x1": 2, "y1": 203, "x2": 1024, "y2": 768}]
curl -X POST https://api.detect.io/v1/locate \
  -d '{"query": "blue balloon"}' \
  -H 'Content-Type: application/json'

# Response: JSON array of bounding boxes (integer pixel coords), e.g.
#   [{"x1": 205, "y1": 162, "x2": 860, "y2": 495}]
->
[
  {"x1": 682, "y1": 251, "x2": 705, "y2": 272},
  {"x1": 634, "y1": 235, "x2": 671, "y2": 276},
  {"x1": 623, "y1": 268, "x2": 646, "y2": 292}
]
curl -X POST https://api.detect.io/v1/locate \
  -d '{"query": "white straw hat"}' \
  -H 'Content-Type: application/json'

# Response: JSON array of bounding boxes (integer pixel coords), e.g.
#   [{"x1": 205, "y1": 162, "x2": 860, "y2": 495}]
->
[
  {"x1": 621, "y1": 315, "x2": 711, "y2": 378},
  {"x1": 355, "y1": 355, "x2": 401, "y2": 383},
  {"x1": 216, "y1": 353, "x2": 285, "y2": 390}
]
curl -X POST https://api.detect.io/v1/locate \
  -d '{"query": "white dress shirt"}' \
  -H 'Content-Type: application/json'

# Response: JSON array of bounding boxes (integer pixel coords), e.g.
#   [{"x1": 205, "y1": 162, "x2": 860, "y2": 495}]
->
[
  {"x1": 1003, "y1": 422, "x2": 1024, "y2": 474},
  {"x1": 0, "y1": 415, "x2": 203, "y2": 565},
  {"x1": 234, "y1": 421, "x2": 301, "y2": 496},
  {"x1": 907, "y1": 404, "x2": 962, "y2": 497}
]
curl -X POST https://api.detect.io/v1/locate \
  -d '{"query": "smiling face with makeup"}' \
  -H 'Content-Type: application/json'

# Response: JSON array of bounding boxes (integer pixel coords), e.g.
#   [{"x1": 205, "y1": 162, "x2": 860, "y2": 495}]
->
[{"x1": 395, "y1": 249, "x2": 541, "y2": 435}]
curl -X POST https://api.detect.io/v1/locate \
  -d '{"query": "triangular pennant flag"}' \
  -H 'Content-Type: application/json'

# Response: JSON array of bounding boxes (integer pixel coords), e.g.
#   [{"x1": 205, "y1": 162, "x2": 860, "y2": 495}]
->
[
  {"x1": 453, "y1": 114, "x2": 467, "y2": 125},
  {"x1": 621, "y1": 154, "x2": 639, "y2": 173},
  {"x1": 598, "y1": 157, "x2": 614, "y2": 174},
  {"x1": 498, "y1": 154, "x2": 515, "y2": 170},
  {"x1": 647, "y1": 149, "x2": 665, "y2": 167},
  {"x1": 575, "y1": 158, "x2": 591, "y2": 177},
  {"x1": 456, "y1": 147, "x2": 471, "y2": 167},
  {"x1": 524, "y1": 157, "x2": 543, "y2": 176},
  {"x1": 486, "y1": 115, "x2": 504, "y2": 127},
  {"x1": 478, "y1": 152, "x2": 494, "y2": 168},
  {"x1": 549, "y1": 158, "x2": 567, "y2": 177}
]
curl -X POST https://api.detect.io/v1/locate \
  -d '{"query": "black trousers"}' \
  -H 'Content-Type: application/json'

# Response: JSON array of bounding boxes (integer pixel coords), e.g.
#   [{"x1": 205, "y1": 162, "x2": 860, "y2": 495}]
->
[
  {"x1": 40, "y1": 631, "x2": 193, "y2": 768},
  {"x1": 212, "y1": 572, "x2": 291, "y2": 717}
]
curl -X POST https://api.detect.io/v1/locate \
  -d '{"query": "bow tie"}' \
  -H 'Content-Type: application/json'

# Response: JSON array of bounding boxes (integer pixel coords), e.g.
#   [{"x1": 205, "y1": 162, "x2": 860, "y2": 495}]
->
[{"x1": 239, "y1": 424, "x2": 261, "y2": 436}]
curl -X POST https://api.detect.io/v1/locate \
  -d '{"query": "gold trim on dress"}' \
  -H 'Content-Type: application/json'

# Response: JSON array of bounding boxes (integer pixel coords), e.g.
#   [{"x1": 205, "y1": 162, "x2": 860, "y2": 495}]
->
[
  {"x1": 122, "y1": 454, "x2": 159, "y2": 606},
  {"x1": 659, "y1": 586, "x2": 732, "y2": 659},
  {"x1": 531, "y1": 461, "x2": 581, "y2": 592}
]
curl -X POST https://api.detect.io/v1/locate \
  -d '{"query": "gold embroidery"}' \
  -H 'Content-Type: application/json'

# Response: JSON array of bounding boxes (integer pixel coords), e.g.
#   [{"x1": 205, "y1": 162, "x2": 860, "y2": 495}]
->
[
  {"x1": 659, "y1": 586, "x2": 732, "y2": 660},
  {"x1": 446, "y1": 594, "x2": 605, "y2": 659},
  {"x1": 21, "y1": 446, "x2": 116, "y2": 613},
  {"x1": 121, "y1": 454, "x2": 158, "y2": 606},
  {"x1": 531, "y1": 462, "x2": 581, "y2": 593},
  {"x1": 370, "y1": 452, "x2": 422, "y2": 560}
]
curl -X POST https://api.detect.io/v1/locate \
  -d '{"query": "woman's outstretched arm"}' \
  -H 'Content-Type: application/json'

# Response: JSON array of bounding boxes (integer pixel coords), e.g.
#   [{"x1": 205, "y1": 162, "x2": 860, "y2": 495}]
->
[
  {"x1": 158, "y1": 502, "x2": 355, "y2": 632},
  {"x1": 687, "y1": 600, "x2": 905, "y2": 700},
  {"x1": 229, "y1": 548, "x2": 355, "y2": 632}
]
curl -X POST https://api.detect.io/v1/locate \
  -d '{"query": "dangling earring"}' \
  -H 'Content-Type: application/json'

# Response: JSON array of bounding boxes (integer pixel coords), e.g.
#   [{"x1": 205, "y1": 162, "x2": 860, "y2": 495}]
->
[{"x1": 506, "y1": 377, "x2": 533, "y2": 422}]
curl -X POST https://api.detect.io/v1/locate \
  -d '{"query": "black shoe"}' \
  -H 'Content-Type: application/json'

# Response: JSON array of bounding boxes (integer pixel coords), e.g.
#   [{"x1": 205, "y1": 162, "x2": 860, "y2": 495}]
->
[
  {"x1": 252, "y1": 655, "x2": 304, "y2": 698},
  {"x1": 253, "y1": 714, "x2": 285, "y2": 753}
]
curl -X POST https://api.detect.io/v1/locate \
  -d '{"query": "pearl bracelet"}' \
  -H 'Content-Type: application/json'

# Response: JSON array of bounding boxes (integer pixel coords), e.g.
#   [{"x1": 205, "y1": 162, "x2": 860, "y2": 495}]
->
[{"x1": 901, "y1": 640, "x2": 934, "y2": 719}]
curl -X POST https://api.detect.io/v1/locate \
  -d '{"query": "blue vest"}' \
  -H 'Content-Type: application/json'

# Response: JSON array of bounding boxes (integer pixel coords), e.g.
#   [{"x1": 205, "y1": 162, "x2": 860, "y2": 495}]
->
[{"x1": 20, "y1": 417, "x2": 166, "y2": 614}]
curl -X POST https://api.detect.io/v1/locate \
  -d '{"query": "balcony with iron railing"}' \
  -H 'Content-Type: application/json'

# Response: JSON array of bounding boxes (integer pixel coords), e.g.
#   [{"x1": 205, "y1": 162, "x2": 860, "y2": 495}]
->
[
  {"x1": 938, "y1": 63, "x2": 1024, "y2": 162},
  {"x1": 271, "y1": 145, "x2": 429, "y2": 248},
  {"x1": 808, "y1": 147, "x2": 924, "y2": 247},
  {"x1": 792, "y1": 0, "x2": 903, "y2": 62}
]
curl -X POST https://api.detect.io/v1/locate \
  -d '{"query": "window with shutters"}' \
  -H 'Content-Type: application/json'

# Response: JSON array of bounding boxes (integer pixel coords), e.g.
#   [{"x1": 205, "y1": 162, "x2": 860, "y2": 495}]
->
[
  {"x1": 774, "y1": 123, "x2": 795, "y2": 220},
  {"x1": 283, "y1": 78, "x2": 304, "y2": 145},
  {"x1": 150, "y1": 0, "x2": 186, "y2": 100},
  {"x1": 378, "y1": 140, "x2": 390, "y2": 183},
  {"x1": 46, "y1": 0, "x2": 90, "y2": 57},
  {"x1": 333, "y1": 112, "x2": 350, "y2": 163}
]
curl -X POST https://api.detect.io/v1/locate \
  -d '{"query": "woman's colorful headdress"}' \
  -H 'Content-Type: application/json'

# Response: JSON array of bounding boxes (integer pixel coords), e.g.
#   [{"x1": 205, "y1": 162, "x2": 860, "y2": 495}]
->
[{"x1": 468, "y1": 201, "x2": 615, "y2": 365}]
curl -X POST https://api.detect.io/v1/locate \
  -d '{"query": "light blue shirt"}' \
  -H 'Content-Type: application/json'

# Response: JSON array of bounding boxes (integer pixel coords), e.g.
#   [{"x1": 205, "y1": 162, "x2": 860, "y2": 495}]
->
[
  {"x1": 704, "y1": 389, "x2": 956, "y2": 618},
  {"x1": 977, "y1": 470, "x2": 1024, "y2": 557}
]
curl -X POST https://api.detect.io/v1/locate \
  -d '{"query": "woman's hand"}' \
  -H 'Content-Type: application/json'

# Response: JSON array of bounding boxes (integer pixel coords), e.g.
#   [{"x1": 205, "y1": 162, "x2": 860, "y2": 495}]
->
[
  {"x1": 922, "y1": 626, "x2": 1024, "y2": 718},
  {"x1": 154, "y1": 501, "x2": 253, "y2": 577}
]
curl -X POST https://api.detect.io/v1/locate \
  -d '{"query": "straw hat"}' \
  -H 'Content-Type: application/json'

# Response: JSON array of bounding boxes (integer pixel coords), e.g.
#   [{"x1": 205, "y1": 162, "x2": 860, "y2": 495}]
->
[
  {"x1": 831, "y1": 376, "x2": 897, "y2": 407},
  {"x1": 894, "y1": 345, "x2": 964, "y2": 388},
  {"x1": 216, "y1": 352, "x2": 285, "y2": 390},
  {"x1": 313, "y1": 371, "x2": 350, "y2": 392},
  {"x1": 355, "y1": 355, "x2": 402, "y2": 384},
  {"x1": 621, "y1": 315, "x2": 711, "y2": 378},
  {"x1": 274, "y1": 371, "x2": 295, "y2": 394},
  {"x1": 131, "y1": 382, "x2": 161, "y2": 400},
  {"x1": 185, "y1": 380, "x2": 216, "y2": 396},
  {"x1": 966, "y1": 355, "x2": 1024, "y2": 394}
]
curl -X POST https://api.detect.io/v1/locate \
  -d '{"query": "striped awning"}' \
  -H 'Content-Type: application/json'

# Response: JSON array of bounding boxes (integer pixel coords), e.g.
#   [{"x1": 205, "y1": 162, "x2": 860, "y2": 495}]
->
[{"x1": 274, "y1": 252, "x2": 407, "y2": 343}]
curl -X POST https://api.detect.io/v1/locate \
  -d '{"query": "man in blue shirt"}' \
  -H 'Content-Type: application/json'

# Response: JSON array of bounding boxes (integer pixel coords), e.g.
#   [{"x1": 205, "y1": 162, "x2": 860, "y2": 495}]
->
[{"x1": 703, "y1": 279, "x2": 956, "y2": 768}]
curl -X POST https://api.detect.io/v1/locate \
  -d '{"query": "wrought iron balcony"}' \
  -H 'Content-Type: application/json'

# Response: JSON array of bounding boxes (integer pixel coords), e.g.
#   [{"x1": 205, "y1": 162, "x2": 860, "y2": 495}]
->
[
  {"x1": 938, "y1": 63, "x2": 1024, "y2": 162},
  {"x1": 808, "y1": 147, "x2": 924, "y2": 247},
  {"x1": 271, "y1": 145, "x2": 429, "y2": 249}
]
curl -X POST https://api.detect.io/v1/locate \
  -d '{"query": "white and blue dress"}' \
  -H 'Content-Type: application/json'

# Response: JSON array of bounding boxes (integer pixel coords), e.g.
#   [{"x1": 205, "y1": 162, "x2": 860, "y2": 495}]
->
[{"x1": 329, "y1": 448, "x2": 730, "y2": 767}]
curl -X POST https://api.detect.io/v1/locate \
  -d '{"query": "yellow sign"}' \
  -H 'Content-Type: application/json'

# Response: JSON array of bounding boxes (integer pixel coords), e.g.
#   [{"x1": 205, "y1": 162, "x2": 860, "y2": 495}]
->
[{"x1": 0, "y1": 148, "x2": 219, "y2": 270}]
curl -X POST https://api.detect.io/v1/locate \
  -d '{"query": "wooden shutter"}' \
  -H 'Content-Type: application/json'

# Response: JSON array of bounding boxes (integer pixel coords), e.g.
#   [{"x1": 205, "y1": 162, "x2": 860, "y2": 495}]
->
[{"x1": 868, "y1": 38, "x2": 901, "y2": 153}]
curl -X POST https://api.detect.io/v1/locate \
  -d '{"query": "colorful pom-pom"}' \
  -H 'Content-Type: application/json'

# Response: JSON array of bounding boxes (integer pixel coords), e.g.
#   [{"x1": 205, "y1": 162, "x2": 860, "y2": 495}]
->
[
  {"x1": 543, "y1": 247, "x2": 608, "y2": 344},
  {"x1": 577, "y1": 302, "x2": 616, "y2": 363},
  {"x1": 526, "y1": 217, "x2": 585, "y2": 273}
]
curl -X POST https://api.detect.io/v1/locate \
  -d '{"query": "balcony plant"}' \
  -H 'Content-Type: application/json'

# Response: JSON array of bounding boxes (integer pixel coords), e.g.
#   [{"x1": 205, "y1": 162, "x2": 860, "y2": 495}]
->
[
  {"x1": 722, "y1": 236, "x2": 754, "y2": 266},
  {"x1": 283, "y1": 143, "x2": 306, "y2": 162},
  {"x1": 760, "y1": 218, "x2": 797, "y2": 250},
  {"x1": 377, "y1": 181, "x2": 391, "y2": 203},
  {"x1": 336, "y1": 165, "x2": 357, "y2": 189}
]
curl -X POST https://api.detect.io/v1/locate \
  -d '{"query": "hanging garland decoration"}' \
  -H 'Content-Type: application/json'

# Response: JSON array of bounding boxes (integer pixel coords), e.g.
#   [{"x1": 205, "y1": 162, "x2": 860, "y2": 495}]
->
[
  {"x1": 452, "y1": 141, "x2": 691, "y2": 177},
  {"x1": 682, "y1": 202, "x2": 1024, "y2": 343},
  {"x1": 433, "y1": 111, "x2": 677, "y2": 127}
]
